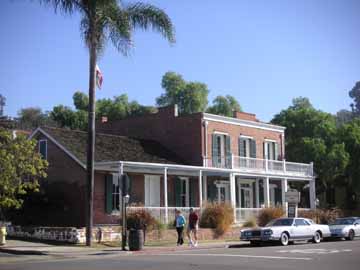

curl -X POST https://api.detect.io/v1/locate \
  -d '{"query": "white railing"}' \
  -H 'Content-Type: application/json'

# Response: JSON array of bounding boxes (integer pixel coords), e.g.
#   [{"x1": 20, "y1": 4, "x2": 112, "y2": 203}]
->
[{"x1": 205, "y1": 156, "x2": 313, "y2": 177}]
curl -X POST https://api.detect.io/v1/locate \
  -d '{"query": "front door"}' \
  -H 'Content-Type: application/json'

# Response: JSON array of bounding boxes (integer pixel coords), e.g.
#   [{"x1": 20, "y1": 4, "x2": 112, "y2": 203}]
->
[
  {"x1": 215, "y1": 181, "x2": 230, "y2": 203},
  {"x1": 237, "y1": 180, "x2": 254, "y2": 208},
  {"x1": 144, "y1": 175, "x2": 160, "y2": 207}
]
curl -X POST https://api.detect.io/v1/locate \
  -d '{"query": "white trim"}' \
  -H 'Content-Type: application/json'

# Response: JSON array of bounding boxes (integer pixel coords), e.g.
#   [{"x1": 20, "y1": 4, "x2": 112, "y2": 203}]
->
[
  {"x1": 239, "y1": 135, "x2": 254, "y2": 139},
  {"x1": 29, "y1": 127, "x2": 86, "y2": 169},
  {"x1": 264, "y1": 139, "x2": 277, "y2": 143},
  {"x1": 38, "y1": 139, "x2": 48, "y2": 160},
  {"x1": 213, "y1": 131, "x2": 229, "y2": 135},
  {"x1": 203, "y1": 113, "x2": 285, "y2": 133}
]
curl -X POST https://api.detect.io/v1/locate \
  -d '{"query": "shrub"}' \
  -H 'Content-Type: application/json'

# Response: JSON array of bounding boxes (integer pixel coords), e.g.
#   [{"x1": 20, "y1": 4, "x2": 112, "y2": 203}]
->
[
  {"x1": 298, "y1": 208, "x2": 344, "y2": 224},
  {"x1": 200, "y1": 202, "x2": 234, "y2": 237},
  {"x1": 257, "y1": 207, "x2": 285, "y2": 227},
  {"x1": 126, "y1": 209, "x2": 158, "y2": 231},
  {"x1": 242, "y1": 216, "x2": 257, "y2": 228}
]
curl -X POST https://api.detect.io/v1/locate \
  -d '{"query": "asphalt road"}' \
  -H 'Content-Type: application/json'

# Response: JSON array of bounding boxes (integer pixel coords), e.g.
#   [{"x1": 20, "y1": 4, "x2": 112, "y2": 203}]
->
[{"x1": 1, "y1": 239, "x2": 360, "y2": 270}]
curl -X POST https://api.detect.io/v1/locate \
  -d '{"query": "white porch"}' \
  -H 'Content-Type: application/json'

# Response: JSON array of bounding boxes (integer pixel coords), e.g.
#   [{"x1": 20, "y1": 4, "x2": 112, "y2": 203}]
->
[{"x1": 96, "y1": 160, "x2": 315, "y2": 224}]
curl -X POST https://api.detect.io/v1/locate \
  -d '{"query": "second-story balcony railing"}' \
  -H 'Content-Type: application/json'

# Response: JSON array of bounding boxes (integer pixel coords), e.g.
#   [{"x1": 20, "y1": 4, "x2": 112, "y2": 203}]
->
[{"x1": 204, "y1": 155, "x2": 313, "y2": 177}]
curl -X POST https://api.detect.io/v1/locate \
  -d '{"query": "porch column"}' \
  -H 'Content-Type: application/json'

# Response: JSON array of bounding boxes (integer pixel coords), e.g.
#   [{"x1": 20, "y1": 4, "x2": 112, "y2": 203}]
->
[
  {"x1": 164, "y1": 167, "x2": 168, "y2": 224},
  {"x1": 203, "y1": 175, "x2": 207, "y2": 204},
  {"x1": 263, "y1": 177, "x2": 270, "y2": 207},
  {"x1": 281, "y1": 178, "x2": 288, "y2": 213},
  {"x1": 229, "y1": 173, "x2": 236, "y2": 221},
  {"x1": 309, "y1": 179, "x2": 316, "y2": 209},
  {"x1": 255, "y1": 179, "x2": 260, "y2": 208},
  {"x1": 198, "y1": 170, "x2": 203, "y2": 209}
]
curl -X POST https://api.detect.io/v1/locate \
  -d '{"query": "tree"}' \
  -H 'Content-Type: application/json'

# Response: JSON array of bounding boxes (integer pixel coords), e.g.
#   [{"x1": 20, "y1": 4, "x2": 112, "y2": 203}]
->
[
  {"x1": 335, "y1": 109, "x2": 353, "y2": 126},
  {"x1": 156, "y1": 71, "x2": 209, "y2": 114},
  {"x1": 271, "y1": 97, "x2": 349, "y2": 204},
  {"x1": 37, "y1": 0, "x2": 174, "y2": 246},
  {"x1": 73, "y1": 91, "x2": 89, "y2": 111},
  {"x1": 51, "y1": 105, "x2": 88, "y2": 130},
  {"x1": 17, "y1": 107, "x2": 56, "y2": 130},
  {"x1": 349, "y1": 81, "x2": 360, "y2": 116},
  {"x1": 207, "y1": 95, "x2": 242, "y2": 117},
  {"x1": 0, "y1": 129, "x2": 48, "y2": 219}
]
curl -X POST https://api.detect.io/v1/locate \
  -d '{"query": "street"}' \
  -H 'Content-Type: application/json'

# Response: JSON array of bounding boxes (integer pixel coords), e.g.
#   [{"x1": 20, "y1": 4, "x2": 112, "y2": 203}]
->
[{"x1": 1, "y1": 240, "x2": 359, "y2": 270}]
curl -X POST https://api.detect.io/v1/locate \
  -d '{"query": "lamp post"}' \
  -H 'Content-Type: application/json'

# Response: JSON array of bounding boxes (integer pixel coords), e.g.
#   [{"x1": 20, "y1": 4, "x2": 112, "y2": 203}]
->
[{"x1": 121, "y1": 174, "x2": 131, "y2": 251}]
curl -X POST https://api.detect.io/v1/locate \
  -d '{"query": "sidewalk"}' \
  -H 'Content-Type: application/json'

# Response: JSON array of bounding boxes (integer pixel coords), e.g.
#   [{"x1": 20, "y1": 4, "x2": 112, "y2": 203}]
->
[{"x1": 0, "y1": 239, "x2": 235, "y2": 257}]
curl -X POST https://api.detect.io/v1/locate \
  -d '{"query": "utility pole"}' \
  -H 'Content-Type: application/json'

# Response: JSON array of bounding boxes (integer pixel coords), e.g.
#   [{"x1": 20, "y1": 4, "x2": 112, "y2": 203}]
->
[{"x1": 0, "y1": 94, "x2": 5, "y2": 117}]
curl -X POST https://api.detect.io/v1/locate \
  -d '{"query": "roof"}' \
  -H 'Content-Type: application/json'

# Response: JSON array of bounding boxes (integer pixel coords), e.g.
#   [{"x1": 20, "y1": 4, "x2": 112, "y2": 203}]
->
[{"x1": 33, "y1": 126, "x2": 185, "y2": 166}]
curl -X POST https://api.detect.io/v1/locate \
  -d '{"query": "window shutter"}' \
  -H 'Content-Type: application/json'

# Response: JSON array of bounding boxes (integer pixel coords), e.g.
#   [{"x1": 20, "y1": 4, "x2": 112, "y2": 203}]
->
[
  {"x1": 250, "y1": 139, "x2": 256, "y2": 158},
  {"x1": 274, "y1": 143, "x2": 279, "y2": 160},
  {"x1": 239, "y1": 138, "x2": 245, "y2": 157},
  {"x1": 225, "y1": 135, "x2": 231, "y2": 168},
  {"x1": 189, "y1": 179, "x2": 196, "y2": 207},
  {"x1": 174, "y1": 177, "x2": 182, "y2": 207},
  {"x1": 212, "y1": 134, "x2": 219, "y2": 167},
  {"x1": 105, "y1": 174, "x2": 113, "y2": 214},
  {"x1": 207, "y1": 181, "x2": 217, "y2": 202},
  {"x1": 263, "y1": 142, "x2": 268, "y2": 159}
]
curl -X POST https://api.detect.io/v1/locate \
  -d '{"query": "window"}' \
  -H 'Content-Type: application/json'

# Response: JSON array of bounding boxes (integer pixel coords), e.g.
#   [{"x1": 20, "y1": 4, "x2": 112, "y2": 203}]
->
[
  {"x1": 212, "y1": 133, "x2": 231, "y2": 168},
  {"x1": 105, "y1": 173, "x2": 121, "y2": 214},
  {"x1": 239, "y1": 137, "x2": 256, "y2": 158},
  {"x1": 295, "y1": 219, "x2": 309, "y2": 226},
  {"x1": 112, "y1": 175, "x2": 121, "y2": 211},
  {"x1": 39, "y1": 140, "x2": 47, "y2": 160},
  {"x1": 264, "y1": 141, "x2": 278, "y2": 160}
]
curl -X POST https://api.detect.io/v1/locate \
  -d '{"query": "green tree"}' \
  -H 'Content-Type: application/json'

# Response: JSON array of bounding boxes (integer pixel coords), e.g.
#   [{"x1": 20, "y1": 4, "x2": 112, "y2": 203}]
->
[
  {"x1": 37, "y1": 0, "x2": 174, "y2": 245},
  {"x1": 0, "y1": 129, "x2": 48, "y2": 217},
  {"x1": 73, "y1": 91, "x2": 89, "y2": 111},
  {"x1": 17, "y1": 107, "x2": 55, "y2": 130},
  {"x1": 156, "y1": 71, "x2": 209, "y2": 114},
  {"x1": 349, "y1": 81, "x2": 360, "y2": 116},
  {"x1": 271, "y1": 97, "x2": 349, "y2": 203},
  {"x1": 207, "y1": 95, "x2": 242, "y2": 117},
  {"x1": 51, "y1": 105, "x2": 88, "y2": 130}
]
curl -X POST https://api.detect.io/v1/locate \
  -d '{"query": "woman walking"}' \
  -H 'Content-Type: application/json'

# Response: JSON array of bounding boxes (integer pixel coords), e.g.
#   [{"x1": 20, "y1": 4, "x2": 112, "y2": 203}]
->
[{"x1": 175, "y1": 209, "x2": 186, "y2": 246}]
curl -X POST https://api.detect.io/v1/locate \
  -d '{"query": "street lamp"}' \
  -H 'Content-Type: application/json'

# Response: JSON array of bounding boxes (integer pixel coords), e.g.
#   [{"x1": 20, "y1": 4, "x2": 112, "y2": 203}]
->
[{"x1": 121, "y1": 174, "x2": 131, "y2": 251}]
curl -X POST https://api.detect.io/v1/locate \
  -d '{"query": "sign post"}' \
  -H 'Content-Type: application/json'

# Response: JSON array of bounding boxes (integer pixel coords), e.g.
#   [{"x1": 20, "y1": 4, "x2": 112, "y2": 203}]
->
[{"x1": 285, "y1": 189, "x2": 300, "y2": 218}]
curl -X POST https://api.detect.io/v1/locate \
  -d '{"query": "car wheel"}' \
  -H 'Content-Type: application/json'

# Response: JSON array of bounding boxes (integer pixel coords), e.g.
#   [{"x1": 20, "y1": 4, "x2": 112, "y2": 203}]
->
[
  {"x1": 312, "y1": 231, "x2": 321, "y2": 244},
  {"x1": 280, "y1": 232, "x2": 289, "y2": 246},
  {"x1": 346, "y1": 230, "x2": 355, "y2": 241}
]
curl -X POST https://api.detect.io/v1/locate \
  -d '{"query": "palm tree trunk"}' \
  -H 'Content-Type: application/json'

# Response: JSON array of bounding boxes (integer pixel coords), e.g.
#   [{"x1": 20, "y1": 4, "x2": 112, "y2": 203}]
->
[{"x1": 86, "y1": 36, "x2": 97, "y2": 247}]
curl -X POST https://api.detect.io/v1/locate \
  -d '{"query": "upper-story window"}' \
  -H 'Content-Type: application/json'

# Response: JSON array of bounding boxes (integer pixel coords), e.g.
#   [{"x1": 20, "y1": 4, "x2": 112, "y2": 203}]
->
[
  {"x1": 38, "y1": 140, "x2": 47, "y2": 160},
  {"x1": 212, "y1": 133, "x2": 231, "y2": 168},
  {"x1": 264, "y1": 140, "x2": 279, "y2": 160},
  {"x1": 238, "y1": 136, "x2": 256, "y2": 158}
]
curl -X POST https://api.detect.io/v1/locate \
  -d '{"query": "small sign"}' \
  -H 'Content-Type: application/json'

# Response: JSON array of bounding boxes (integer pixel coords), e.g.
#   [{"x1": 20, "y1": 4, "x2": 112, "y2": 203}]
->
[
  {"x1": 285, "y1": 190, "x2": 300, "y2": 203},
  {"x1": 288, "y1": 203, "x2": 297, "y2": 218}
]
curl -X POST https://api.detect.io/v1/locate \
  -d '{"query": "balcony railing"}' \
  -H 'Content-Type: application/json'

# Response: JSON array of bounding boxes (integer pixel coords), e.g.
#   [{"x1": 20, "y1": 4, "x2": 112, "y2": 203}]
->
[{"x1": 204, "y1": 155, "x2": 313, "y2": 177}]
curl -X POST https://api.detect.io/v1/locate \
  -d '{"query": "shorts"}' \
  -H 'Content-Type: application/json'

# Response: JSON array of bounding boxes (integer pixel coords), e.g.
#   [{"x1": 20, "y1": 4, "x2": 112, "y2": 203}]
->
[{"x1": 188, "y1": 224, "x2": 198, "y2": 232}]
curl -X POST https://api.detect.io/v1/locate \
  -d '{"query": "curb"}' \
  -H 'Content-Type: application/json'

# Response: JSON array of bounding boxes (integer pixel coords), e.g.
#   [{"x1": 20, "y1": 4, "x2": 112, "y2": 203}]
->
[{"x1": 0, "y1": 247, "x2": 47, "y2": 256}]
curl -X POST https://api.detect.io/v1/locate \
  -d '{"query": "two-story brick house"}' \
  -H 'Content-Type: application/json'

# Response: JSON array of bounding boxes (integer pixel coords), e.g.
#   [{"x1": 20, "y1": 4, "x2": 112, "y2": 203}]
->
[{"x1": 29, "y1": 105, "x2": 315, "y2": 227}]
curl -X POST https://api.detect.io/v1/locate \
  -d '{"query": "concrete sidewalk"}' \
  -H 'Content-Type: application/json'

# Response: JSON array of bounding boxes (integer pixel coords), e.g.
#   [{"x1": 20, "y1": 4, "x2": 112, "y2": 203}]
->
[{"x1": 0, "y1": 239, "x2": 233, "y2": 257}]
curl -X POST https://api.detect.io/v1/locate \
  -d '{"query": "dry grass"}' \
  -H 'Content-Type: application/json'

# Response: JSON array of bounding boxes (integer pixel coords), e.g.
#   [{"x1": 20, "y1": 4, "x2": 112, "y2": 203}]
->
[
  {"x1": 257, "y1": 207, "x2": 285, "y2": 227},
  {"x1": 298, "y1": 208, "x2": 345, "y2": 224}
]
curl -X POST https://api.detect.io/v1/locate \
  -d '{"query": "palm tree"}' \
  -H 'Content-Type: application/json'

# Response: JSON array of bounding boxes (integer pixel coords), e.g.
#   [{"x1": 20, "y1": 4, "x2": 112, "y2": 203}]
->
[{"x1": 36, "y1": 0, "x2": 175, "y2": 246}]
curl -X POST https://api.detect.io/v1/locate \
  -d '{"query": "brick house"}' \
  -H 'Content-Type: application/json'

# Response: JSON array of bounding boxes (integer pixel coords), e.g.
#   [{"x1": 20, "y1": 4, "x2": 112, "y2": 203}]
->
[{"x1": 29, "y1": 105, "x2": 315, "y2": 227}]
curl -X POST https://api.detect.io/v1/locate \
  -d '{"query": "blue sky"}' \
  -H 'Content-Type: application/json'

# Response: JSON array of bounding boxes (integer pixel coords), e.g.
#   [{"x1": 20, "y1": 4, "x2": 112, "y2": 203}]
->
[{"x1": 1, "y1": 0, "x2": 359, "y2": 122}]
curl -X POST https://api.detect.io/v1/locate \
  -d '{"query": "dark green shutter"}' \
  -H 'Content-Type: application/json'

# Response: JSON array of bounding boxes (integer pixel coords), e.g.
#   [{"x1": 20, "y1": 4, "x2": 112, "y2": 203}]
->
[
  {"x1": 207, "y1": 180, "x2": 217, "y2": 202},
  {"x1": 174, "y1": 177, "x2": 182, "y2": 207},
  {"x1": 225, "y1": 135, "x2": 231, "y2": 168},
  {"x1": 189, "y1": 179, "x2": 197, "y2": 207},
  {"x1": 250, "y1": 139, "x2": 256, "y2": 158},
  {"x1": 105, "y1": 174, "x2": 113, "y2": 214},
  {"x1": 239, "y1": 138, "x2": 245, "y2": 157},
  {"x1": 212, "y1": 134, "x2": 219, "y2": 167}
]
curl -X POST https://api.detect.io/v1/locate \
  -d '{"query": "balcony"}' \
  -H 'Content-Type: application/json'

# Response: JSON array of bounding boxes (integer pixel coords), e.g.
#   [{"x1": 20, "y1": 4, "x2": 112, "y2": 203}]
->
[{"x1": 205, "y1": 155, "x2": 313, "y2": 177}]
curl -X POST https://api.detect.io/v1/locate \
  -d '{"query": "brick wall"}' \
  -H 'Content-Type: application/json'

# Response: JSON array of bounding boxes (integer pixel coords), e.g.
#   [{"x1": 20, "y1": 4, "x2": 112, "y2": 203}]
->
[
  {"x1": 31, "y1": 133, "x2": 87, "y2": 227},
  {"x1": 97, "y1": 105, "x2": 203, "y2": 166},
  {"x1": 206, "y1": 121, "x2": 284, "y2": 160}
]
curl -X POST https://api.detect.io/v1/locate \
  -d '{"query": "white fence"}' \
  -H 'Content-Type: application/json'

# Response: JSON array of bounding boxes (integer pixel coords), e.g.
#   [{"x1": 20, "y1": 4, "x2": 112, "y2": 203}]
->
[{"x1": 235, "y1": 208, "x2": 262, "y2": 223}]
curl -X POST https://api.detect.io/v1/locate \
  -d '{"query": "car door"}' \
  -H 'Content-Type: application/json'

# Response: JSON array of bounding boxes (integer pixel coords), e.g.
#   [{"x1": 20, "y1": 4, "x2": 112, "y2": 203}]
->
[
  {"x1": 293, "y1": 219, "x2": 311, "y2": 239},
  {"x1": 355, "y1": 219, "x2": 360, "y2": 236}
]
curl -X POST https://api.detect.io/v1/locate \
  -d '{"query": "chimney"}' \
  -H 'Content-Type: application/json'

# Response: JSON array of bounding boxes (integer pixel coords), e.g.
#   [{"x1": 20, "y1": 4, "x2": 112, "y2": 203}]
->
[
  {"x1": 158, "y1": 104, "x2": 178, "y2": 117},
  {"x1": 233, "y1": 111, "x2": 258, "y2": 122}
]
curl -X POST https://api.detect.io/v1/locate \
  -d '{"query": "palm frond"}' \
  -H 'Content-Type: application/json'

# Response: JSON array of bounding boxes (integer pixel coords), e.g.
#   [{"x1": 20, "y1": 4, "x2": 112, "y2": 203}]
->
[
  {"x1": 126, "y1": 2, "x2": 175, "y2": 44},
  {"x1": 38, "y1": 0, "x2": 86, "y2": 14}
]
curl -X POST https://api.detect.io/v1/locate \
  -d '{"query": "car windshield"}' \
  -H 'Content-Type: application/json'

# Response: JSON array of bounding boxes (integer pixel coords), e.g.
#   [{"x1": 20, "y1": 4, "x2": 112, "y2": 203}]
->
[
  {"x1": 332, "y1": 218, "x2": 355, "y2": 225},
  {"x1": 266, "y1": 218, "x2": 294, "y2": 227}
]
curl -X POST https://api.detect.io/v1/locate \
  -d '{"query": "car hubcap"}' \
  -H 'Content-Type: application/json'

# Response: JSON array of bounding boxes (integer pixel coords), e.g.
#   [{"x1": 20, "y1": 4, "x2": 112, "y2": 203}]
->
[
  {"x1": 281, "y1": 234, "x2": 288, "y2": 245},
  {"x1": 315, "y1": 233, "x2": 320, "y2": 242}
]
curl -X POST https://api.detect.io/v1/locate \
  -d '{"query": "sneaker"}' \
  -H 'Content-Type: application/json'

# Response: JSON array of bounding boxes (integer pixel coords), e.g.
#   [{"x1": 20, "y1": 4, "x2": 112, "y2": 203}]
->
[
  {"x1": 194, "y1": 241, "x2": 198, "y2": 247},
  {"x1": 188, "y1": 241, "x2": 193, "y2": 247}
]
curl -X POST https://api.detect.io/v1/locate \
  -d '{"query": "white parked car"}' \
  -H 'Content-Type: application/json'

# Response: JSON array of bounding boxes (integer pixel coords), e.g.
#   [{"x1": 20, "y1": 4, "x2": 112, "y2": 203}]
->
[
  {"x1": 329, "y1": 217, "x2": 360, "y2": 241},
  {"x1": 240, "y1": 217, "x2": 331, "y2": 246}
]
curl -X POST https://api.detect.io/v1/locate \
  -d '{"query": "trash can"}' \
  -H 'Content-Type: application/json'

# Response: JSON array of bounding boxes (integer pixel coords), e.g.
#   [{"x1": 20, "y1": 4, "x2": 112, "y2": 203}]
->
[
  {"x1": 128, "y1": 229, "x2": 144, "y2": 251},
  {"x1": 0, "y1": 226, "x2": 6, "y2": 246}
]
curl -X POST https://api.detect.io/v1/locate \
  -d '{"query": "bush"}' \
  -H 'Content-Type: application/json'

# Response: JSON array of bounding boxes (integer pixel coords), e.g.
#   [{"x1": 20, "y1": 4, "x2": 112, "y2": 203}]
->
[
  {"x1": 200, "y1": 203, "x2": 234, "y2": 237},
  {"x1": 242, "y1": 216, "x2": 257, "y2": 228},
  {"x1": 126, "y1": 209, "x2": 159, "y2": 231},
  {"x1": 257, "y1": 207, "x2": 285, "y2": 227},
  {"x1": 298, "y1": 208, "x2": 344, "y2": 224}
]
